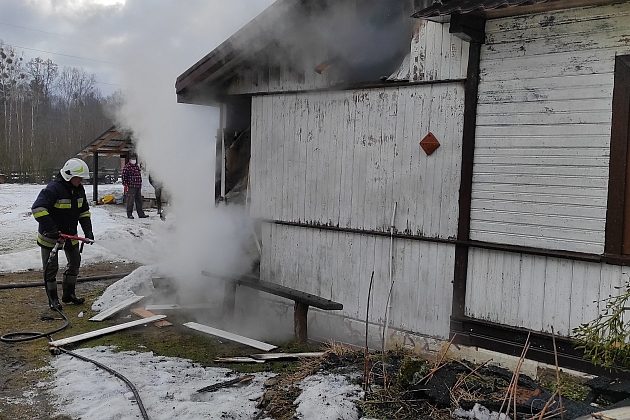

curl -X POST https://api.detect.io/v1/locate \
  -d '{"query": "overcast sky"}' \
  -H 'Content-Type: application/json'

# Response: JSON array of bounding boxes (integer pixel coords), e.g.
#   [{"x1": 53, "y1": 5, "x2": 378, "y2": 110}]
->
[{"x1": 0, "y1": 0, "x2": 275, "y2": 96}]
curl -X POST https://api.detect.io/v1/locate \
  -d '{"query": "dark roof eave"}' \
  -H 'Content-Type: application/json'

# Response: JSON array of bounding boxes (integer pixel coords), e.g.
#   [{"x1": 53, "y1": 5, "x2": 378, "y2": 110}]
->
[{"x1": 413, "y1": 0, "x2": 623, "y2": 20}]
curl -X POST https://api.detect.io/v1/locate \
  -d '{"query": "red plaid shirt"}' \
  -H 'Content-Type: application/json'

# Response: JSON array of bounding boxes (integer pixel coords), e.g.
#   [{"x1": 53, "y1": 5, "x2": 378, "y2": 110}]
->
[{"x1": 122, "y1": 163, "x2": 142, "y2": 188}]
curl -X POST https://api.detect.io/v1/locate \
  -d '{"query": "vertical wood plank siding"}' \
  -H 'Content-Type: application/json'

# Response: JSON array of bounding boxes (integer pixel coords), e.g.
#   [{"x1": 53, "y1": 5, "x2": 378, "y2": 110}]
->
[
  {"x1": 250, "y1": 84, "x2": 465, "y2": 237},
  {"x1": 228, "y1": 22, "x2": 468, "y2": 95},
  {"x1": 470, "y1": 3, "x2": 630, "y2": 253},
  {"x1": 410, "y1": 21, "x2": 469, "y2": 82},
  {"x1": 261, "y1": 222, "x2": 455, "y2": 338},
  {"x1": 246, "y1": 23, "x2": 467, "y2": 341},
  {"x1": 466, "y1": 248, "x2": 629, "y2": 337}
]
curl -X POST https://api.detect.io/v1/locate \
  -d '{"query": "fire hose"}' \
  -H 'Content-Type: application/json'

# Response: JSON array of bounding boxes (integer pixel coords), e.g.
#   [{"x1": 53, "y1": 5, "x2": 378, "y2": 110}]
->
[
  {"x1": 0, "y1": 233, "x2": 92, "y2": 343},
  {"x1": 0, "y1": 233, "x2": 150, "y2": 420}
]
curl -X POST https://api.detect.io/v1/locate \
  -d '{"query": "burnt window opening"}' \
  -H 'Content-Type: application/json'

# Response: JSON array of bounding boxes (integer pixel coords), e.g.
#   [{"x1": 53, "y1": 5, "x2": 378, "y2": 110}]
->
[
  {"x1": 216, "y1": 96, "x2": 252, "y2": 203},
  {"x1": 605, "y1": 55, "x2": 630, "y2": 258}
]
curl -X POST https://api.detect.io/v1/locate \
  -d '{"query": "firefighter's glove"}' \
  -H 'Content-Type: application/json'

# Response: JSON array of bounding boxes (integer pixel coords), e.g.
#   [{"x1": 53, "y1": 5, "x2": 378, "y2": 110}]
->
[{"x1": 84, "y1": 231, "x2": 94, "y2": 243}]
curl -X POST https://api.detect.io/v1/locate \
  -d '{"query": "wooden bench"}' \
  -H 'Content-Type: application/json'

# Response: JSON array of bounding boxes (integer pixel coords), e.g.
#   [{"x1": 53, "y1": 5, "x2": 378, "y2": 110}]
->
[{"x1": 203, "y1": 272, "x2": 343, "y2": 343}]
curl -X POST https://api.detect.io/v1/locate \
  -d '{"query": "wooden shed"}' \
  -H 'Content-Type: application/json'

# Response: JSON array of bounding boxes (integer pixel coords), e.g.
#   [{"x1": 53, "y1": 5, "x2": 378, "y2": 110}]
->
[
  {"x1": 78, "y1": 125, "x2": 134, "y2": 203},
  {"x1": 177, "y1": 0, "x2": 630, "y2": 374}
]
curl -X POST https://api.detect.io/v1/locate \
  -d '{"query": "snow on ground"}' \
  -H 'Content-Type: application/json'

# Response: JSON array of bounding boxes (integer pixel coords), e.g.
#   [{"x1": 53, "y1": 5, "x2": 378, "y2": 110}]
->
[
  {"x1": 0, "y1": 183, "x2": 166, "y2": 273},
  {"x1": 295, "y1": 374, "x2": 363, "y2": 420},
  {"x1": 91, "y1": 265, "x2": 157, "y2": 311},
  {"x1": 46, "y1": 346, "x2": 367, "y2": 420},
  {"x1": 0, "y1": 184, "x2": 42, "y2": 255},
  {"x1": 46, "y1": 346, "x2": 273, "y2": 420},
  {"x1": 1, "y1": 184, "x2": 366, "y2": 419}
]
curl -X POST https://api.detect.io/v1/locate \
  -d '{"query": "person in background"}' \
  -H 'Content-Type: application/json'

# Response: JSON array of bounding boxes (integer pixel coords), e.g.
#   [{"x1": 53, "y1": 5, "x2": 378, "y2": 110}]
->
[
  {"x1": 121, "y1": 153, "x2": 148, "y2": 219},
  {"x1": 148, "y1": 174, "x2": 164, "y2": 220},
  {"x1": 32, "y1": 158, "x2": 94, "y2": 310}
]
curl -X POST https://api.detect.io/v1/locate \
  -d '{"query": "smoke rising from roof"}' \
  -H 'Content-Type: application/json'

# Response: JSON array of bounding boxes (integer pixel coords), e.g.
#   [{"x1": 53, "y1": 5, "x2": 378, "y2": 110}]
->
[{"x1": 237, "y1": 0, "x2": 414, "y2": 86}]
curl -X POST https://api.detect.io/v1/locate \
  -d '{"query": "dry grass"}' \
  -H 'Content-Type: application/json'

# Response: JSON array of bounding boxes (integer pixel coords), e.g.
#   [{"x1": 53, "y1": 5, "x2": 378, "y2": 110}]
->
[{"x1": 258, "y1": 341, "x2": 363, "y2": 419}]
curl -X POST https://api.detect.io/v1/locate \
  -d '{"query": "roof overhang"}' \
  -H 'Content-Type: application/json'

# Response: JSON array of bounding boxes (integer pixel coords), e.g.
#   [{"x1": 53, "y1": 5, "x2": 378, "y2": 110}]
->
[
  {"x1": 77, "y1": 126, "x2": 134, "y2": 158},
  {"x1": 176, "y1": 0, "x2": 300, "y2": 105},
  {"x1": 413, "y1": 0, "x2": 625, "y2": 22},
  {"x1": 176, "y1": 0, "x2": 415, "y2": 105}
]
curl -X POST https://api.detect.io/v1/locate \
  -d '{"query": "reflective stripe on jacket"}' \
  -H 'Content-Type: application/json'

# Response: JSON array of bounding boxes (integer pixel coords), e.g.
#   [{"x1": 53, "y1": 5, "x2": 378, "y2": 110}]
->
[{"x1": 32, "y1": 173, "x2": 92, "y2": 248}]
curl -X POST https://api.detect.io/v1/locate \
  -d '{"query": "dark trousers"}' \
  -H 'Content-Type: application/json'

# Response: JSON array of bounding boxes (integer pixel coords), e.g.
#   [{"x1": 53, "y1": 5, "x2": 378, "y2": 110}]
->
[
  {"x1": 126, "y1": 186, "x2": 146, "y2": 217},
  {"x1": 155, "y1": 187, "x2": 162, "y2": 214},
  {"x1": 41, "y1": 243, "x2": 81, "y2": 285}
]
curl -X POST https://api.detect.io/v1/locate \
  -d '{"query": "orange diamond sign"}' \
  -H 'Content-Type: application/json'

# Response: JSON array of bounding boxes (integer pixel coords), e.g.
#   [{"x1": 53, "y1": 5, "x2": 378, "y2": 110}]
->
[{"x1": 420, "y1": 132, "x2": 440, "y2": 156}]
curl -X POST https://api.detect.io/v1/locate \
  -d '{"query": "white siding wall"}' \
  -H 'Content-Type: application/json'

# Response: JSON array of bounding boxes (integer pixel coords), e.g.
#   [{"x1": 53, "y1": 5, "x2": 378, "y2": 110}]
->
[
  {"x1": 471, "y1": 3, "x2": 630, "y2": 253},
  {"x1": 250, "y1": 84, "x2": 465, "y2": 238},
  {"x1": 410, "y1": 20, "x2": 469, "y2": 82},
  {"x1": 466, "y1": 247, "x2": 628, "y2": 337},
  {"x1": 261, "y1": 222, "x2": 454, "y2": 339}
]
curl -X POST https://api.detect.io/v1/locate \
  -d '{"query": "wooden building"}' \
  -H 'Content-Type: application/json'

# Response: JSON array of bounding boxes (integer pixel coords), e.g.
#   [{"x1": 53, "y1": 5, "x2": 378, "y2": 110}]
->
[
  {"x1": 176, "y1": 0, "x2": 630, "y2": 372},
  {"x1": 78, "y1": 125, "x2": 133, "y2": 202}
]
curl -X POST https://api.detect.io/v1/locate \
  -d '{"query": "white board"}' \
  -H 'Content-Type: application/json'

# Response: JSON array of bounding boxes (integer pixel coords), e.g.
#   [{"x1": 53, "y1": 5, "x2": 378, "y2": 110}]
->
[
  {"x1": 50, "y1": 315, "x2": 166, "y2": 347},
  {"x1": 250, "y1": 352, "x2": 325, "y2": 360},
  {"x1": 145, "y1": 303, "x2": 212, "y2": 311},
  {"x1": 89, "y1": 296, "x2": 145, "y2": 321},
  {"x1": 183, "y1": 322, "x2": 277, "y2": 352},
  {"x1": 215, "y1": 357, "x2": 266, "y2": 364}
]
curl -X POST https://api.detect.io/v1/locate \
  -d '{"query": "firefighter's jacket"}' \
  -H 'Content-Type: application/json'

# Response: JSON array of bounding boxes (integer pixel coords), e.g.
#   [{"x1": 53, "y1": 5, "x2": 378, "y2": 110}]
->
[{"x1": 32, "y1": 174, "x2": 92, "y2": 248}]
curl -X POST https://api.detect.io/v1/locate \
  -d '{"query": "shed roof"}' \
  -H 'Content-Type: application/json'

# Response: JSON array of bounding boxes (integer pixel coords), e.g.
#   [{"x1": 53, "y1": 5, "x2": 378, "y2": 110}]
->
[
  {"x1": 77, "y1": 126, "x2": 133, "y2": 157},
  {"x1": 176, "y1": 0, "x2": 299, "y2": 103},
  {"x1": 176, "y1": 0, "x2": 414, "y2": 104},
  {"x1": 413, "y1": 0, "x2": 622, "y2": 20}
]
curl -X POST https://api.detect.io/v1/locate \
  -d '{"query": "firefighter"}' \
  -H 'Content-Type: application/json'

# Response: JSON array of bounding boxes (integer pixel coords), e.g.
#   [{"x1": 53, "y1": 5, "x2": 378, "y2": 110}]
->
[{"x1": 32, "y1": 158, "x2": 94, "y2": 310}]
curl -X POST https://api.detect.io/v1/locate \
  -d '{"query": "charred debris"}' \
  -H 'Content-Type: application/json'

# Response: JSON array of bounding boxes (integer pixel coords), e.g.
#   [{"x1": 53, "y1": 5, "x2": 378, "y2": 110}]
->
[{"x1": 258, "y1": 344, "x2": 630, "y2": 420}]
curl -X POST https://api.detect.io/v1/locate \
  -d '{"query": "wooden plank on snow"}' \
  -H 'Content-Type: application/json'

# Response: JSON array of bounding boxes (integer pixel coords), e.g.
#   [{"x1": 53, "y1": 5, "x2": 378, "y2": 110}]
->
[
  {"x1": 145, "y1": 303, "x2": 213, "y2": 311},
  {"x1": 183, "y1": 322, "x2": 277, "y2": 352},
  {"x1": 50, "y1": 315, "x2": 166, "y2": 347},
  {"x1": 250, "y1": 352, "x2": 325, "y2": 361},
  {"x1": 89, "y1": 295, "x2": 145, "y2": 321},
  {"x1": 215, "y1": 357, "x2": 266, "y2": 364},
  {"x1": 130, "y1": 307, "x2": 172, "y2": 328}
]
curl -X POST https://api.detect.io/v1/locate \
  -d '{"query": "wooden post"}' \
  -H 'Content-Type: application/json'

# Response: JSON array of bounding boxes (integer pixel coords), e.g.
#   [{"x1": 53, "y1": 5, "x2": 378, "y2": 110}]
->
[
  {"x1": 294, "y1": 302, "x2": 309, "y2": 343},
  {"x1": 93, "y1": 151, "x2": 99, "y2": 204}
]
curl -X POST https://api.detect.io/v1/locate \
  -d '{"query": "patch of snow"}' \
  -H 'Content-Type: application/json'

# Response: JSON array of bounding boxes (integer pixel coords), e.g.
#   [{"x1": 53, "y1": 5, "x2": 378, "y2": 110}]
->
[
  {"x1": 0, "y1": 184, "x2": 43, "y2": 255},
  {"x1": 0, "y1": 184, "x2": 166, "y2": 273},
  {"x1": 453, "y1": 403, "x2": 512, "y2": 420},
  {"x1": 0, "y1": 391, "x2": 37, "y2": 406},
  {"x1": 49, "y1": 346, "x2": 273, "y2": 420},
  {"x1": 295, "y1": 373, "x2": 363, "y2": 420},
  {"x1": 91, "y1": 265, "x2": 156, "y2": 311}
]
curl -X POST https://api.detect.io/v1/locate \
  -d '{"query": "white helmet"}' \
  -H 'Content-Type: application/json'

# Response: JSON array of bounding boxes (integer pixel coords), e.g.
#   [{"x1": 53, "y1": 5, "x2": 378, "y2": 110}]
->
[{"x1": 60, "y1": 158, "x2": 90, "y2": 181}]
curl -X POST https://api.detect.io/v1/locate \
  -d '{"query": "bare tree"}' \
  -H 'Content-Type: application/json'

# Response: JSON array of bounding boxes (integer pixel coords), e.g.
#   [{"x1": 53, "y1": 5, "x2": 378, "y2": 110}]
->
[
  {"x1": 0, "y1": 44, "x2": 112, "y2": 181},
  {"x1": 26, "y1": 57, "x2": 58, "y2": 173},
  {"x1": 0, "y1": 43, "x2": 27, "y2": 175}
]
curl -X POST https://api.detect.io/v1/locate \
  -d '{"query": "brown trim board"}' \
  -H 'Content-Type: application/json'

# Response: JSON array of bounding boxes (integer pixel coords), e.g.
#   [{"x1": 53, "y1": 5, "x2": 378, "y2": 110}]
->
[
  {"x1": 452, "y1": 316, "x2": 630, "y2": 378},
  {"x1": 452, "y1": 40, "x2": 483, "y2": 321},
  {"x1": 605, "y1": 55, "x2": 630, "y2": 256},
  {"x1": 219, "y1": 78, "x2": 466, "y2": 101},
  {"x1": 269, "y1": 220, "x2": 608, "y2": 264}
]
